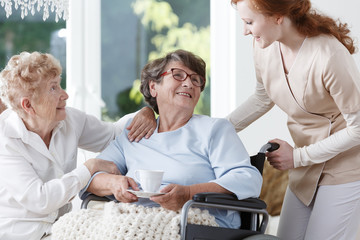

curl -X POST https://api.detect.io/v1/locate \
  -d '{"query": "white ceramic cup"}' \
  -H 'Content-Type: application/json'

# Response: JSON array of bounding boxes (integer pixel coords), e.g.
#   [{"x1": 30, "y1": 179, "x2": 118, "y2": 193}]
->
[{"x1": 134, "y1": 169, "x2": 164, "y2": 193}]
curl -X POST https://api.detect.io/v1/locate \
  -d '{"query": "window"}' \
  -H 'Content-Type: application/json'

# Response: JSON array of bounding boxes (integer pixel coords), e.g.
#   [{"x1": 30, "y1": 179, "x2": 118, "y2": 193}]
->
[
  {"x1": 100, "y1": 0, "x2": 210, "y2": 121},
  {"x1": 0, "y1": 9, "x2": 66, "y2": 87}
]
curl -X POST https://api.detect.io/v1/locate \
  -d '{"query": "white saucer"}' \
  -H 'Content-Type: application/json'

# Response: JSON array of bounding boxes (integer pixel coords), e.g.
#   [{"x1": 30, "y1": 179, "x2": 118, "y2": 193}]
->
[{"x1": 127, "y1": 189, "x2": 165, "y2": 198}]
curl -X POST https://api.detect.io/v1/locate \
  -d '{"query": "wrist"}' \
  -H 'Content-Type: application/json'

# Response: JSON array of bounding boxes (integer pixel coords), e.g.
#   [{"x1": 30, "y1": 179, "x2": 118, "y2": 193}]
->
[{"x1": 84, "y1": 159, "x2": 98, "y2": 175}]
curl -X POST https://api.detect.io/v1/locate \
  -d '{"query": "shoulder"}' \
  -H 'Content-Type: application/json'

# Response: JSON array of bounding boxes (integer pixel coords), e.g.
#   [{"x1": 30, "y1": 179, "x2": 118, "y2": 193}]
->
[
  {"x1": 0, "y1": 109, "x2": 24, "y2": 139},
  {"x1": 63, "y1": 107, "x2": 102, "y2": 128},
  {"x1": 308, "y1": 35, "x2": 349, "y2": 58},
  {"x1": 0, "y1": 109, "x2": 13, "y2": 139},
  {"x1": 190, "y1": 114, "x2": 234, "y2": 131}
]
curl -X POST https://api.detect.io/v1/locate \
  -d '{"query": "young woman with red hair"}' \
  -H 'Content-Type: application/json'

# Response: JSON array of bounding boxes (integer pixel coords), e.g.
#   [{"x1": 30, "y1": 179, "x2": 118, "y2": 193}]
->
[{"x1": 229, "y1": 0, "x2": 360, "y2": 239}]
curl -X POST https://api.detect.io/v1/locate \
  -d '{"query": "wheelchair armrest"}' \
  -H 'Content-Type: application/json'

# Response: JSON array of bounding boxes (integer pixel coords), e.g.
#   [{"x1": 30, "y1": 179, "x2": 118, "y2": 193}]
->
[
  {"x1": 81, "y1": 194, "x2": 112, "y2": 209},
  {"x1": 192, "y1": 192, "x2": 267, "y2": 210}
]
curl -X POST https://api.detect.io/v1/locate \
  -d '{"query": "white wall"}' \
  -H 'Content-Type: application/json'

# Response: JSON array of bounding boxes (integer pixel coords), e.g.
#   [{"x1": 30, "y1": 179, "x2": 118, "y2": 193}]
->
[{"x1": 210, "y1": 0, "x2": 360, "y2": 155}]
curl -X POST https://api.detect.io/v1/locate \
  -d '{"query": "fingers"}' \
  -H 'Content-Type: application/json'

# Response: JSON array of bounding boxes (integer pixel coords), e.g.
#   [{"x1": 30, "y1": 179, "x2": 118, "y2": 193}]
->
[
  {"x1": 127, "y1": 123, "x2": 155, "y2": 142},
  {"x1": 151, "y1": 185, "x2": 174, "y2": 203},
  {"x1": 127, "y1": 107, "x2": 156, "y2": 142},
  {"x1": 115, "y1": 190, "x2": 138, "y2": 203},
  {"x1": 128, "y1": 178, "x2": 140, "y2": 191},
  {"x1": 113, "y1": 176, "x2": 139, "y2": 202},
  {"x1": 160, "y1": 184, "x2": 174, "y2": 193},
  {"x1": 128, "y1": 123, "x2": 156, "y2": 142},
  {"x1": 144, "y1": 128, "x2": 155, "y2": 139}
]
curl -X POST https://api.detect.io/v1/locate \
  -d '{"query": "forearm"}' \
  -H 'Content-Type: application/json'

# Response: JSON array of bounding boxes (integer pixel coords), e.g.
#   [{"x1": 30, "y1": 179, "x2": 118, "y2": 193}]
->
[
  {"x1": 189, "y1": 182, "x2": 232, "y2": 199},
  {"x1": 87, "y1": 173, "x2": 115, "y2": 197},
  {"x1": 293, "y1": 111, "x2": 360, "y2": 167},
  {"x1": 226, "y1": 93, "x2": 274, "y2": 132}
]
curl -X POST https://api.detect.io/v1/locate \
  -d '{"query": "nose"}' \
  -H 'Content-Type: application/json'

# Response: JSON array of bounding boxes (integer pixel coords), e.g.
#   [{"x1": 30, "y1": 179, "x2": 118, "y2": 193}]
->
[
  {"x1": 61, "y1": 89, "x2": 69, "y2": 101},
  {"x1": 182, "y1": 76, "x2": 194, "y2": 88},
  {"x1": 243, "y1": 25, "x2": 251, "y2": 36}
]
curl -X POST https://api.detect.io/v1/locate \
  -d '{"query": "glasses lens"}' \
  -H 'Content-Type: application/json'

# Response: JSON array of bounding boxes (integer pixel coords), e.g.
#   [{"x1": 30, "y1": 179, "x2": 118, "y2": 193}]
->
[
  {"x1": 172, "y1": 69, "x2": 187, "y2": 81},
  {"x1": 171, "y1": 68, "x2": 204, "y2": 87},
  {"x1": 190, "y1": 75, "x2": 204, "y2": 87}
]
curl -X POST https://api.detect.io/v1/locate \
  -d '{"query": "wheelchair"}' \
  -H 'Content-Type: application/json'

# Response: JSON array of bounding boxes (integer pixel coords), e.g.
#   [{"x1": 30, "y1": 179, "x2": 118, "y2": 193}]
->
[{"x1": 81, "y1": 142, "x2": 280, "y2": 240}]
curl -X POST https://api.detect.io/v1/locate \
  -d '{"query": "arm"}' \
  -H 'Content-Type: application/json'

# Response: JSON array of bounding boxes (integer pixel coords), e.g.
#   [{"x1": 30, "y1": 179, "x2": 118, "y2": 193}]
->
[
  {"x1": 151, "y1": 182, "x2": 231, "y2": 211},
  {"x1": 208, "y1": 119, "x2": 262, "y2": 199},
  {"x1": 121, "y1": 106, "x2": 156, "y2": 142},
  {"x1": 87, "y1": 172, "x2": 139, "y2": 203},
  {"x1": 152, "y1": 119, "x2": 263, "y2": 211},
  {"x1": 293, "y1": 110, "x2": 360, "y2": 167},
  {"x1": 226, "y1": 76, "x2": 274, "y2": 132},
  {"x1": 80, "y1": 131, "x2": 135, "y2": 201},
  {"x1": 0, "y1": 153, "x2": 90, "y2": 214},
  {"x1": 0, "y1": 151, "x2": 119, "y2": 215},
  {"x1": 267, "y1": 49, "x2": 360, "y2": 170},
  {"x1": 73, "y1": 106, "x2": 155, "y2": 152}
]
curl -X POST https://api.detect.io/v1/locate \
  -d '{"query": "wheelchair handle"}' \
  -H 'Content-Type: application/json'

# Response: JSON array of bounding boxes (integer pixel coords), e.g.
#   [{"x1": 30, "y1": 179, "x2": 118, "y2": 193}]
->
[
  {"x1": 259, "y1": 142, "x2": 280, "y2": 153},
  {"x1": 267, "y1": 142, "x2": 279, "y2": 152}
]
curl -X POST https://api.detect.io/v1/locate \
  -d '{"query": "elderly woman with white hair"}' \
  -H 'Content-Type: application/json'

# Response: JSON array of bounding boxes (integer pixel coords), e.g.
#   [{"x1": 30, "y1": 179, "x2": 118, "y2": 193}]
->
[{"x1": 0, "y1": 51, "x2": 156, "y2": 240}]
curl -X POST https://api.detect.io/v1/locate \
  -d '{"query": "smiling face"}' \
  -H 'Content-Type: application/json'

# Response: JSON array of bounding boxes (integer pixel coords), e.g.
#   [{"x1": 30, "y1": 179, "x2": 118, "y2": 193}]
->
[
  {"x1": 149, "y1": 61, "x2": 201, "y2": 115},
  {"x1": 32, "y1": 76, "x2": 68, "y2": 127},
  {"x1": 236, "y1": 0, "x2": 281, "y2": 48}
]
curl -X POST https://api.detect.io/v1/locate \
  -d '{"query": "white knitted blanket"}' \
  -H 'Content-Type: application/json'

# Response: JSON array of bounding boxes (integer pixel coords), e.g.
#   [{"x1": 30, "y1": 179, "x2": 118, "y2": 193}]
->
[{"x1": 52, "y1": 201, "x2": 218, "y2": 240}]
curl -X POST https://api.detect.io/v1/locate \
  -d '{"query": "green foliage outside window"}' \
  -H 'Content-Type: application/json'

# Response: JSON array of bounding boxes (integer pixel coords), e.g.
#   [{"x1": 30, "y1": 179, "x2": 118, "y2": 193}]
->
[{"x1": 0, "y1": 19, "x2": 66, "y2": 88}]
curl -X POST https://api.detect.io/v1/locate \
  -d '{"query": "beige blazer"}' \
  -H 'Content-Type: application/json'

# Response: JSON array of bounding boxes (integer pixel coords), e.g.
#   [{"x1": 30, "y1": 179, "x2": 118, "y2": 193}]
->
[{"x1": 254, "y1": 35, "x2": 360, "y2": 205}]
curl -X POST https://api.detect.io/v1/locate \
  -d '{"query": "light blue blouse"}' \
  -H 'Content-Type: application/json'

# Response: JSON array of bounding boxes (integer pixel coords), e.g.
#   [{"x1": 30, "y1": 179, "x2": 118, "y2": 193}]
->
[{"x1": 85, "y1": 114, "x2": 262, "y2": 228}]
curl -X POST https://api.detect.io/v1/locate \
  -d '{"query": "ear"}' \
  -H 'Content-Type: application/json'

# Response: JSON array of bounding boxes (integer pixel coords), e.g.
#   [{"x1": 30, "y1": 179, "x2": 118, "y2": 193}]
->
[
  {"x1": 21, "y1": 97, "x2": 35, "y2": 115},
  {"x1": 149, "y1": 80, "x2": 157, "y2": 97},
  {"x1": 275, "y1": 15, "x2": 284, "y2": 25}
]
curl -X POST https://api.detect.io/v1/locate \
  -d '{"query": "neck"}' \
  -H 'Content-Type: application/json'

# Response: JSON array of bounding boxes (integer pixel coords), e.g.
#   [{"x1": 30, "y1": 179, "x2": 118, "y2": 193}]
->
[
  {"x1": 157, "y1": 110, "x2": 193, "y2": 132},
  {"x1": 278, "y1": 18, "x2": 306, "y2": 53},
  {"x1": 22, "y1": 116, "x2": 54, "y2": 148}
]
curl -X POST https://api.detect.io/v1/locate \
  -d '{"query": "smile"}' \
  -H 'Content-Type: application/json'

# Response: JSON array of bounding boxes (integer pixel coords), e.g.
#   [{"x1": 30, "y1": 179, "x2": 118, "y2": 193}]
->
[{"x1": 177, "y1": 92, "x2": 192, "y2": 98}]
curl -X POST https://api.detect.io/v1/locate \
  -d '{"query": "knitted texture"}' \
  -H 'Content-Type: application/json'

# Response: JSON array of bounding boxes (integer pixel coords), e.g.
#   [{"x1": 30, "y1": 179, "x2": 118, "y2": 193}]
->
[{"x1": 52, "y1": 201, "x2": 218, "y2": 240}]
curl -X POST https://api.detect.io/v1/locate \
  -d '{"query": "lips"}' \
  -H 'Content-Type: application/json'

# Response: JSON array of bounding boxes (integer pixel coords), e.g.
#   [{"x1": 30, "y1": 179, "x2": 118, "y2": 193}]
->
[{"x1": 177, "y1": 92, "x2": 192, "y2": 98}]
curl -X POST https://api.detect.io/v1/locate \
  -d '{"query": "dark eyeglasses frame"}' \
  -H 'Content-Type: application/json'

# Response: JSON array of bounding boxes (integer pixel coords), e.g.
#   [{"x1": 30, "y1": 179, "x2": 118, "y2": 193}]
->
[{"x1": 160, "y1": 68, "x2": 205, "y2": 88}]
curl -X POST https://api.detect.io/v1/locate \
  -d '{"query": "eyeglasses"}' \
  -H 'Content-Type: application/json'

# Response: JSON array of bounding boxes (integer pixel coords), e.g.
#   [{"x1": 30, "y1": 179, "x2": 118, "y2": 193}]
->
[{"x1": 160, "y1": 68, "x2": 205, "y2": 88}]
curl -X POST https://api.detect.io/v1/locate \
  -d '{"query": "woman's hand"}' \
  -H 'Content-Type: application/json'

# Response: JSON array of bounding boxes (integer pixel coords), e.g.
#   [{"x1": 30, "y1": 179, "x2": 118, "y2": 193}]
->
[
  {"x1": 84, "y1": 158, "x2": 121, "y2": 175},
  {"x1": 150, "y1": 184, "x2": 190, "y2": 211},
  {"x1": 110, "y1": 175, "x2": 139, "y2": 203},
  {"x1": 266, "y1": 139, "x2": 294, "y2": 170},
  {"x1": 127, "y1": 106, "x2": 156, "y2": 142},
  {"x1": 88, "y1": 173, "x2": 139, "y2": 203}
]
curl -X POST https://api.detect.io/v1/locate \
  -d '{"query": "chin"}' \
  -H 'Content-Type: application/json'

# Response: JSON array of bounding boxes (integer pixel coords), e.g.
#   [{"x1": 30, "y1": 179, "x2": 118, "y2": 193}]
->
[
  {"x1": 256, "y1": 39, "x2": 272, "y2": 49},
  {"x1": 56, "y1": 111, "x2": 67, "y2": 121}
]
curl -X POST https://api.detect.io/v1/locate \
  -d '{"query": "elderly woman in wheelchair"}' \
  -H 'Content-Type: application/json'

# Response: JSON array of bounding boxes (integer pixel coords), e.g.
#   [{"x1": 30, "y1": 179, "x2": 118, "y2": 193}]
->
[{"x1": 80, "y1": 49, "x2": 262, "y2": 231}]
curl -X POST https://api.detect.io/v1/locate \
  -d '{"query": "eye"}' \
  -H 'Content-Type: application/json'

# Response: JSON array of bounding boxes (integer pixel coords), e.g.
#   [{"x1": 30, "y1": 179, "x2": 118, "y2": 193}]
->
[
  {"x1": 50, "y1": 85, "x2": 58, "y2": 91},
  {"x1": 245, "y1": 21, "x2": 252, "y2": 25},
  {"x1": 191, "y1": 77, "x2": 200, "y2": 84}
]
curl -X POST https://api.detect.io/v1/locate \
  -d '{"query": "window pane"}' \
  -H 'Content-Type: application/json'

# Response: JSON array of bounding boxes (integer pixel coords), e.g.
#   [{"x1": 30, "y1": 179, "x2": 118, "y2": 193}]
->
[
  {"x1": 101, "y1": 0, "x2": 210, "y2": 121},
  {"x1": 0, "y1": 9, "x2": 66, "y2": 89}
]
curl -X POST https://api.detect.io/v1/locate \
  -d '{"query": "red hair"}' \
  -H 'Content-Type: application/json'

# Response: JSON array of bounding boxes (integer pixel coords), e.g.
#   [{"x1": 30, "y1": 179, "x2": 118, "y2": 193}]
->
[{"x1": 231, "y1": 0, "x2": 356, "y2": 54}]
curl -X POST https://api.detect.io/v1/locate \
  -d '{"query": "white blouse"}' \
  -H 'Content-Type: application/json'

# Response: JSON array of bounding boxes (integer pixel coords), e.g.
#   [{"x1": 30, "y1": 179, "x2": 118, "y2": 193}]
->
[{"x1": 0, "y1": 107, "x2": 129, "y2": 240}]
